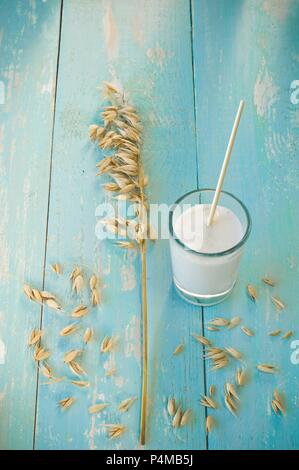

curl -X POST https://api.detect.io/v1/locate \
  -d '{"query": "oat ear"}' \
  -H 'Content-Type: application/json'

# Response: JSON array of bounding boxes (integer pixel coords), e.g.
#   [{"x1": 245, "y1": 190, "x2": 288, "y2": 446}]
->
[{"x1": 90, "y1": 84, "x2": 149, "y2": 444}]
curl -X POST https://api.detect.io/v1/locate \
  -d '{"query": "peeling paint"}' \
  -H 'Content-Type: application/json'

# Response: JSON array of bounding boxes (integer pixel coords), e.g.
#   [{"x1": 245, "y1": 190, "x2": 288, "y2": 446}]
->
[
  {"x1": 265, "y1": 130, "x2": 296, "y2": 160},
  {"x1": 287, "y1": 256, "x2": 297, "y2": 269},
  {"x1": 290, "y1": 109, "x2": 299, "y2": 128},
  {"x1": 88, "y1": 379, "x2": 98, "y2": 450},
  {"x1": 101, "y1": 254, "x2": 111, "y2": 275},
  {"x1": 262, "y1": 0, "x2": 291, "y2": 22},
  {"x1": 124, "y1": 315, "x2": 141, "y2": 361},
  {"x1": 120, "y1": 252, "x2": 136, "y2": 291},
  {"x1": 131, "y1": 14, "x2": 144, "y2": 46},
  {"x1": 103, "y1": 355, "x2": 116, "y2": 374},
  {"x1": 40, "y1": 77, "x2": 54, "y2": 95},
  {"x1": 103, "y1": 2, "x2": 118, "y2": 61},
  {"x1": 147, "y1": 43, "x2": 167, "y2": 70},
  {"x1": 254, "y1": 67, "x2": 279, "y2": 118},
  {"x1": 114, "y1": 376, "x2": 124, "y2": 388}
]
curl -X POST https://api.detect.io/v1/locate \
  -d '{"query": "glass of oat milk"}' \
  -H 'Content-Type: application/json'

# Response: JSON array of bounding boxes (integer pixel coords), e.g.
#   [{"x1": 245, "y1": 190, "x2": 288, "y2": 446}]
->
[{"x1": 169, "y1": 189, "x2": 251, "y2": 306}]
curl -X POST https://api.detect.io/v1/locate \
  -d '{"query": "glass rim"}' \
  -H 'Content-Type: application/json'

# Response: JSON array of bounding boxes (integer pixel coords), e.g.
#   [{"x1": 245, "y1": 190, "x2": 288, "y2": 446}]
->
[{"x1": 169, "y1": 188, "x2": 252, "y2": 257}]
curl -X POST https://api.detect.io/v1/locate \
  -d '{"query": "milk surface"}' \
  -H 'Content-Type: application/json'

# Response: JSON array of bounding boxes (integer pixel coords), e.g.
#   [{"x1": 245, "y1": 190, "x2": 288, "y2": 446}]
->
[
  {"x1": 170, "y1": 204, "x2": 245, "y2": 297},
  {"x1": 173, "y1": 204, "x2": 244, "y2": 254}
]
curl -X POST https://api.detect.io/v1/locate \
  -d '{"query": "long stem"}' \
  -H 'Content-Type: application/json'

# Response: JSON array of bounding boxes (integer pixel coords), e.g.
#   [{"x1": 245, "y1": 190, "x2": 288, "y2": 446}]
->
[{"x1": 139, "y1": 238, "x2": 148, "y2": 445}]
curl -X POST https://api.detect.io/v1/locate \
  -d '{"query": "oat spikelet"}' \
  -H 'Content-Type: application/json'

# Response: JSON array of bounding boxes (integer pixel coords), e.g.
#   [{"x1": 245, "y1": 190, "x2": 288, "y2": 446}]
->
[
  {"x1": 51, "y1": 263, "x2": 61, "y2": 275},
  {"x1": 225, "y1": 383, "x2": 240, "y2": 401},
  {"x1": 224, "y1": 393, "x2": 238, "y2": 416},
  {"x1": 247, "y1": 284, "x2": 258, "y2": 301},
  {"x1": 104, "y1": 424, "x2": 126, "y2": 439},
  {"x1": 45, "y1": 298, "x2": 62, "y2": 310},
  {"x1": 235, "y1": 367, "x2": 246, "y2": 386},
  {"x1": 167, "y1": 398, "x2": 177, "y2": 416},
  {"x1": 208, "y1": 317, "x2": 229, "y2": 327},
  {"x1": 40, "y1": 290, "x2": 56, "y2": 300},
  {"x1": 257, "y1": 364, "x2": 278, "y2": 374},
  {"x1": 58, "y1": 397, "x2": 75, "y2": 410},
  {"x1": 90, "y1": 274, "x2": 100, "y2": 306},
  {"x1": 227, "y1": 316, "x2": 241, "y2": 330},
  {"x1": 23, "y1": 284, "x2": 61, "y2": 310},
  {"x1": 180, "y1": 409, "x2": 191, "y2": 427},
  {"x1": 88, "y1": 403, "x2": 109, "y2": 414},
  {"x1": 241, "y1": 326, "x2": 254, "y2": 337},
  {"x1": 64, "y1": 349, "x2": 82, "y2": 363},
  {"x1": 40, "y1": 363, "x2": 53, "y2": 379},
  {"x1": 205, "y1": 347, "x2": 229, "y2": 370},
  {"x1": 271, "y1": 296, "x2": 285, "y2": 311},
  {"x1": 83, "y1": 327, "x2": 93, "y2": 344},
  {"x1": 271, "y1": 400, "x2": 278, "y2": 414},
  {"x1": 210, "y1": 359, "x2": 229, "y2": 370},
  {"x1": 33, "y1": 288, "x2": 43, "y2": 303},
  {"x1": 225, "y1": 347, "x2": 242, "y2": 360},
  {"x1": 173, "y1": 343, "x2": 184, "y2": 356},
  {"x1": 192, "y1": 334, "x2": 212, "y2": 346},
  {"x1": 90, "y1": 82, "x2": 152, "y2": 444},
  {"x1": 272, "y1": 389, "x2": 286, "y2": 416},
  {"x1": 89, "y1": 274, "x2": 97, "y2": 290},
  {"x1": 200, "y1": 395, "x2": 218, "y2": 409},
  {"x1": 91, "y1": 289, "x2": 100, "y2": 306},
  {"x1": 70, "y1": 266, "x2": 84, "y2": 294},
  {"x1": 119, "y1": 397, "x2": 136, "y2": 413},
  {"x1": 68, "y1": 360, "x2": 86, "y2": 376},
  {"x1": 207, "y1": 326, "x2": 220, "y2": 331},
  {"x1": 282, "y1": 330, "x2": 293, "y2": 340},
  {"x1": 40, "y1": 364, "x2": 64, "y2": 385},
  {"x1": 71, "y1": 305, "x2": 88, "y2": 318},
  {"x1": 28, "y1": 329, "x2": 43, "y2": 346},
  {"x1": 262, "y1": 277, "x2": 275, "y2": 286},
  {"x1": 172, "y1": 407, "x2": 182, "y2": 428},
  {"x1": 204, "y1": 347, "x2": 225, "y2": 358},
  {"x1": 34, "y1": 346, "x2": 50, "y2": 362},
  {"x1": 209, "y1": 385, "x2": 216, "y2": 396},
  {"x1": 206, "y1": 415, "x2": 214, "y2": 433},
  {"x1": 60, "y1": 323, "x2": 79, "y2": 337},
  {"x1": 100, "y1": 335, "x2": 117, "y2": 353},
  {"x1": 42, "y1": 376, "x2": 65, "y2": 385},
  {"x1": 71, "y1": 380, "x2": 90, "y2": 388},
  {"x1": 23, "y1": 284, "x2": 34, "y2": 300},
  {"x1": 268, "y1": 329, "x2": 281, "y2": 337}
]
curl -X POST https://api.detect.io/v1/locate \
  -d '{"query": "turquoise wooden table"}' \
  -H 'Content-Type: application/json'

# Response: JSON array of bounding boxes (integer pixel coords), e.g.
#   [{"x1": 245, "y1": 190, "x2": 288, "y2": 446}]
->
[{"x1": 1, "y1": 0, "x2": 299, "y2": 450}]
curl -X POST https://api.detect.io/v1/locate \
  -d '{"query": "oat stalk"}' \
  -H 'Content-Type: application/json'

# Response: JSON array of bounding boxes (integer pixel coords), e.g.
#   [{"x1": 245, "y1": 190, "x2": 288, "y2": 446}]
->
[{"x1": 90, "y1": 83, "x2": 152, "y2": 444}]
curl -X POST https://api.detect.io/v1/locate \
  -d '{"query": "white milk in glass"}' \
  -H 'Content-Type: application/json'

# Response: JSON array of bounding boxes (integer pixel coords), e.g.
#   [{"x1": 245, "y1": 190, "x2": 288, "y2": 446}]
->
[{"x1": 170, "y1": 203, "x2": 245, "y2": 302}]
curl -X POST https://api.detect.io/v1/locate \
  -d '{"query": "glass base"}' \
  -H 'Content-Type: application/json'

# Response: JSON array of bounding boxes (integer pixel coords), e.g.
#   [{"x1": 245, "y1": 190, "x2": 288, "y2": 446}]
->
[{"x1": 173, "y1": 277, "x2": 236, "y2": 307}]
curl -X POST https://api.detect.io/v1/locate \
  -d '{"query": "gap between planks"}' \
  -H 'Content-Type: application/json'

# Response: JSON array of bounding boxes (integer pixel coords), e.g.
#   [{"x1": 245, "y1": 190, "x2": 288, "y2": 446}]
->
[{"x1": 32, "y1": 0, "x2": 64, "y2": 451}]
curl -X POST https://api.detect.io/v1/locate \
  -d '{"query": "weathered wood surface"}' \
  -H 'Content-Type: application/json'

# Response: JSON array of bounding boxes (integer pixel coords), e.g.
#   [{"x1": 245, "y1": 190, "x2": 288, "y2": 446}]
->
[
  {"x1": 0, "y1": 0, "x2": 299, "y2": 450},
  {"x1": 192, "y1": 0, "x2": 299, "y2": 450},
  {"x1": 0, "y1": 0, "x2": 61, "y2": 450}
]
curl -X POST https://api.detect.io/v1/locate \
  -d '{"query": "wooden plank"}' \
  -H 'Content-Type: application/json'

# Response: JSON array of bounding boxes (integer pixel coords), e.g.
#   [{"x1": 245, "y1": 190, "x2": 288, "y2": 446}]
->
[
  {"x1": 0, "y1": 0, "x2": 61, "y2": 450},
  {"x1": 192, "y1": 0, "x2": 299, "y2": 449},
  {"x1": 34, "y1": 0, "x2": 206, "y2": 450}
]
